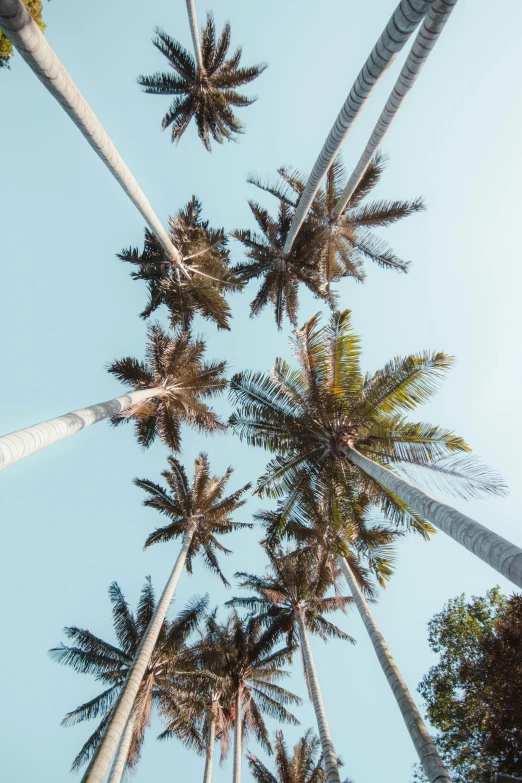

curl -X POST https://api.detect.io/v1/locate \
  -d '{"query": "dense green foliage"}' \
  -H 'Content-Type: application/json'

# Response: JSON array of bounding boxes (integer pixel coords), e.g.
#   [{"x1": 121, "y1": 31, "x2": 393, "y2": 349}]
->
[{"x1": 0, "y1": 0, "x2": 46, "y2": 69}]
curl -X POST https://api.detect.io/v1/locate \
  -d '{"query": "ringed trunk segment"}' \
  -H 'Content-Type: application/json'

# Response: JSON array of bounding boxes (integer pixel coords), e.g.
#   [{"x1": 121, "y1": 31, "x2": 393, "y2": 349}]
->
[
  {"x1": 0, "y1": 0, "x2": 184, "y2": 271},
  {"x1": 232, "y1": 689, "x2": 242, "y2": 783},
  {"x1": 296, "y1": 611, "x2": 341, "y2": 783},
  {"x1": 107, "y1": 710, "x2": 136, "y2": 783},
  {"x1": 282, "y1": 0, "x2": 434, "y2": 254},
  {"x1": 0, "y1": 387, "x2": 164, "y2": 471},
  {"x1": 344, "y1": 447, "x2": 522, "y2": 589},
  {"x1": 83, "y1": 527, "x2": 196, "y2": 783},
  {"x1": 333, "y1": 0, "x2": 458, "y2": 217},
  {"x1": 185, "y1": 0, "x2": 204, "y2": 73},
  {"x1": 338, "y1": 557, "x2": 452, "y2": 783},
  {"x1": 203, "y1": 709, "x2": 216, "y2": 783}
]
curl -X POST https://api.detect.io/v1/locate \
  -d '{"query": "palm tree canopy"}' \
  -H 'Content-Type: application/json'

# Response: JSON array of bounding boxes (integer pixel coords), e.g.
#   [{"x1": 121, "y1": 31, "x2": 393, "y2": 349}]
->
[
  {"x1": 118, "y1": 196, "x2": 243, "y2": 331},
  {"x1": 108, "y1": 323, "x2": 227, "y2": 452},
  {"x1": 49, "y1": 579, "x2": 207, "y2": 772},
  {"x1": 232, "y1": 200, "x2": 327, "y2": 329},
  {"x1": 249, "y1": 153, "x2": 424, "y2": 288},
  {"x1": 135, "y1": 453, "x2": 252, "y2": 585},
  {"x1": 229, "y1": 309, "x2": 506, "y2": 529},
  {"x1": 138, "y1": 13, "x2": 267, "y2": 150},
  {"x1": 248, "y1": 729, "x2": 351, "y2": 783}
]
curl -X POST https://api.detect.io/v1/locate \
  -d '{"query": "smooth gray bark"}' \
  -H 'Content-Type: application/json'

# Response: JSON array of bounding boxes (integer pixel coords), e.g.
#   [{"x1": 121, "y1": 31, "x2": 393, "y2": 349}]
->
[
  {"x1": 0, "y1": 387, "x2": 163, "y2": 471},
  {"x1": 296, "y1": 611, "x2": 341, "y2": 783},
  {"x1": 333, "y1": 0, "x2": 458, "y2": 216},
  {"x1": 107, "y1": 710, "x2": 135, "y2": 783},
  {"x1": 203, "y1": 708, "x2": 216, "y2": 783},
  {"x1": 345, "y1": 447, "x2": 522, "y2": 589},
  {"x1": 185, "y1": 0, "x2": 203, "y2": 73},
  {"x1": 82, "y1": 527, "x2": 196, "y2": 783},
  {"x1": 0, "y1": 0, "x2": 183, "y2": 269},
  {"x1": 283, "y1": 0, "x2": 434, "y2": 253},
  {"x1": 232, "y1": 689, "x2": 242, "y2": 783},
  {"x1": 338, "y1": 556, "x2": 451, "y2": 783}
]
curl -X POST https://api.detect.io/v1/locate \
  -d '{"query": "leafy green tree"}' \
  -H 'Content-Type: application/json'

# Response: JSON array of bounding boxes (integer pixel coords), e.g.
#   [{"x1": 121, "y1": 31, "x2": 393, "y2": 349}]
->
[
  {"x1": 138, "y1": 12, "x2": 267, "y2": 150},
  {"x1": 414, "y1": 588, "x2": 522, "y2": 783},
  {"x1": 248, "y1": 729, "x2": 351, "y2": 783},
  {"x1": 0, "y1": 0, "x2": 46, "y2": 69},
  {"x1": 119, "y1": 196, "x2": 242, "y2": 331},
  {"x1": 50, "y1": 579, "x2": 207, "y2": 782}
]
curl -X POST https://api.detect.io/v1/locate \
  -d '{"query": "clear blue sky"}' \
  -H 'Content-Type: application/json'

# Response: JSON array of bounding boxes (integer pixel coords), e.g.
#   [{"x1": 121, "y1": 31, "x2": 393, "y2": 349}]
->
[{"x1": 1, "y1": 0, "x2": 521, "y2": 781}]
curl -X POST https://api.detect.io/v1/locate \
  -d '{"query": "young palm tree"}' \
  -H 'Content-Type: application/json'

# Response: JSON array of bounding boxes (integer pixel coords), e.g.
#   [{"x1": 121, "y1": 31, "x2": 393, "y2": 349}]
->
[
  {"x1": 228, "y1": 309, "x2": 522, "y2": 588},
  {"x1": 228, "y1": 548, "x2": 353, "y2": 783},
  {"x1": 248, "y1": 729, "x2": 351, "y2": 783},
  {"x1": 232, "y1": 200, "x2": 327, "y2": 329},
  {"x1": 82, "y1": 454, "x2": 251, "y2": 783},
  {"x1": 50, "y1": 579, "x2": 207, "y2": 782},
  {"x1": 249, "y1": 153, "x2": 424, "y2": 293},
  {"x1": 138, "y1": 12, "x2": 267, "y2": 151},
  {"x1": 119, "y1": 196, "x2": 243, "y2": 332}
]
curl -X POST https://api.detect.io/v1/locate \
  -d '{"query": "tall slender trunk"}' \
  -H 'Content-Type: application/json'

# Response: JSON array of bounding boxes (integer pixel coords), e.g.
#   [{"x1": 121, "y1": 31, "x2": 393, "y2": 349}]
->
[
  {"x1": 344, "y1": 447, "x2": 522, "y2": 589},
  {"x1": 82, "y1": 526, "x2": 196, "y2": 783},
  {"x1": 232, "y1": 688, "x2": 242, "y2": 783},
  {"x1": 295, "y1": 610, "x2": 341, "y2": 783},
  {"x1": 185, "y1": 0, "x2": 203, "y2": 73},
  {"x1": 0, "y1": 0, "x2": 183, "y2": 270},
  {"x1": 202, "y1": 704, "x2": 216, "y2": 783},
  {"x1": 338, "y1": 556, "x2": 451, "y2": 783},
  {"x1": 107, "y1": 710, "x2": 135, "y2": 783},
  {"x1": 0, "y1": 386, "x2": 163, "y2": 471},
  {"x1": 333, "y1": 0, "x2": 457, "y2": 216},
  {"x1": 283, "y1": 0, "x2": 432, "y2": 254}
]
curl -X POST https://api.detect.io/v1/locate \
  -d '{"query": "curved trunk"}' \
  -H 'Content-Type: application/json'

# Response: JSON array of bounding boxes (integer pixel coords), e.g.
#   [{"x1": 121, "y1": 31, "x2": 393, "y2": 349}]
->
[
  {"x1": 0, "y1": 387, "x2": 163, "y2": 471},
  {"x1": 232, "y1": 688, "x2": 242, "y2": 783},
  {"x1": 0, "y1": 0, "x2": 183, "y2": 270},
  {"x1": 345, "y1": 447, "x2": 522, "y2": 589},
  {"x1": 82, "y1": 526, "x2": 196, "y2": 783},
  {"x1": 202, "y1": 706, "x2": 216, "y2": 783},
  {"x1": 295, "y1": 611, "x2": 341, "y2": 783},
  {"x1": 283, "y1": 0, "x2": 432, "y2": 254},
  {"x1": 333, "y1": 0, "x2": 457, "y2": 216},
  {"x1": 185, "y1": 0, "x2": 203, "y2": 73},
  {"x1": 338, "y1": 556, "x2": 451, "y2": 783},
  {"x1": 107, "y1": 710, "x2": 135, "y2": 783}
]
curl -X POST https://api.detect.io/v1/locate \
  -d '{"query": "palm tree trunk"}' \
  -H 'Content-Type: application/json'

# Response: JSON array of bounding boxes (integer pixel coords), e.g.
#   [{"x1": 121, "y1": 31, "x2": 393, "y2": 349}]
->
[
  {"x1": 107, "y1": 710, "x2": 135, "y2": 783},
  {"x1": 283, "y1": 0, "x2": 432, "y2": 254},
  {"x1": 185, "y1": 0, "x2": 204, "y2": 73},
  {"x1": 82, "y1": 525, "x2": 197, "y2": 783},
  {"x1": 338, "y1": 556, "x2": 451, "y2": 783},
  {"x1": 344, "y1": 446, "x2": 522, "y2": 589},
  {"x1": 0, "y1": 386, "x2": 164, "y2": 471},
  {"x1": 333, "y1": 0, "x2": 457, "y2": 217},
  {"x1": 0, "y1": 0, "x2": 184, "y2": 270},
  {"x1": 232, "y1": 688, "x2": 242, "y2": 783},
  {"x1": 295, "y1": 610, "x2": 341, "y2": 783},
  {"x1": 202, "y1": 706, "x2": 216, "y2": 783}
]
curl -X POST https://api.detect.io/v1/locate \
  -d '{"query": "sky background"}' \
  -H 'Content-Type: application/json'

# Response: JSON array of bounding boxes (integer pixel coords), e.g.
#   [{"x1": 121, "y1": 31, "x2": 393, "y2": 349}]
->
[{"x1": 1, "y1": 0, "x2": 522, "y2": 781}]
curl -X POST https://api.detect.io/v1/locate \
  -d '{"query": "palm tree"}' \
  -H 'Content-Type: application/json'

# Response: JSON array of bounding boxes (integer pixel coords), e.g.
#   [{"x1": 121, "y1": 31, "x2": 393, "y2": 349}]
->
[
  {"x1": 249, "y1": 153, "x2": 424, "y2": 293},
  {"x1": 228, "y1": 309, "x2": 522, "y2": 588},
  {"x1": 50, "y1": 578, "x2": 207, "y2": 782},
  {"x1": 232, "y1": 200, "x2": 327, "y2": 329},
  {"x1": 119, "y1": 196, "x2": 243, "y2": 331},
  {"x1": 229, "y1": 548, "x2": 353, "y2": 783},
  {"x1": 138, "y1": 12, "x2": 267, "y2": 151},
  {"x1": 248, "y1": 729, "x2": 351, "y2": 783},
  {"x1": 0, "y1": 323, "x2": 226, "y2": 470},
  {"x1": 82, "y1": 454, "x2": 251, "y2": 783}
]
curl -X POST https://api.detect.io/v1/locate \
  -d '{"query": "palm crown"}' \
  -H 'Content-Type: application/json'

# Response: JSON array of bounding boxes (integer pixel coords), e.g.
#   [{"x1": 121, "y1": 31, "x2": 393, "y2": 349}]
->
[
  {"x1": 138, "y1": 14, "x2": 267, "y2": 150},
  {"x1": 49, "y1": 579, "x2": 207, "y2": 773},
  {"x1": 108, "y1": 323, "x2": 227, "y2": 452},
  {"x1": 135, "y1": 453, "x2": 252, "y2": 584},
  {"x1": 119, "y1": 196, "x2": 242, "y2": 331},
  {"x1": 248, "y1": 729, "x2": 350, "y2": 783}
]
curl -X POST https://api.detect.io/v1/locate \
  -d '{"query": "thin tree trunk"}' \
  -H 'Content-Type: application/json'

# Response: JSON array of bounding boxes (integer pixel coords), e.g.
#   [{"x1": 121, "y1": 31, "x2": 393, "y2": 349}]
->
[
  {"x1": 185, "y1": 0, "x2": 203, "y2": 73},
  {"x1": 344, "y1": 446, "x2": 522, "y2": 589},
  {"x1": 203, "y1": 705, "x2": 216, "y2": 783},
  {"x1": 338, "y1": 556, "x2": 451, "y2": 783},
  {"x1": 295, "y1": 610, "x2": 341, "y2": 783},
  {"x1": 283, "y1": 0, "x2": 433, "y2": 254},
  {"x1": 0, "y1": 386, "x2": 164, "y2": 471},
  {"x1": 0, "y1": 0, "x2": 184, "y2": 270},
  {"x1": 333, "y1": 0, "x2": 457, "y2": 217},
  {"x1": 82, "y1": 526, "x2": 197, "y2": 783},
  {"x1": 232, "y1": 689, "x2": 242, "y2": 783},
  {"x1": 107, "y1": 710, "x2": 135, "y2": 783}
]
